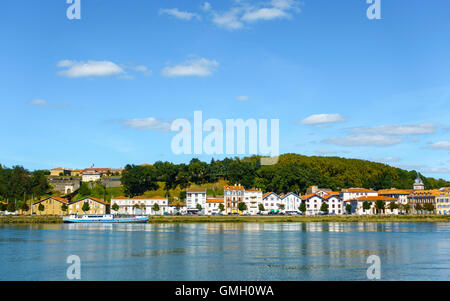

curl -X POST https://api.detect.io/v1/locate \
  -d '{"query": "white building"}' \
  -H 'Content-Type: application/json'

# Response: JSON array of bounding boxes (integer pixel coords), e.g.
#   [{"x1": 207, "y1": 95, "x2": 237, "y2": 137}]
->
[
  {"x1": 378, "y1": 189, "x2": 411, "y2": 205},
  {"x1": 280, "y1": 192, "x2": 302, "y2": 213},
  {"x1": 110, "y1": 196, "x2": 168, "y2": 215},
  {"x1": 186, "y1": 188, "x2": 207, "y2": 213},
  {"x1": 81, "y1": 171, "x2": 101, "y2": 182},
  {"x1": 262, "y1": 192, "x2": 281, "y2": 212},
  {"x1": 303, "y1": 194, "x2": 324, "y2": 215},
  {"x1": 167, "y1": 202, "x2": 187, "y2": 215},
  {"x1": 340, "y1": 188, "x2": 378, "y2": 202},
  {"x1": 243, "y1": 189, "x2": 263, "y2": 215},
  {"x1": 346, "y1": 196, "x2": 399, "y2": 215},
  {"x1": 323, "y1": 193, "x2": 344, "y2": 215},
  {"x1": 205, "y1": 198, "x2": 224, "y2": 215}
]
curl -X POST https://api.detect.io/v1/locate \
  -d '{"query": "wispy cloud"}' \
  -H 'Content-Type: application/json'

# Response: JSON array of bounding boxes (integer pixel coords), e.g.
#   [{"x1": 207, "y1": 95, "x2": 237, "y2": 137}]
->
[
  {"x1": 236, "y1": 96, "x2": 250, "y2": 101},
  {"x1": 352, "y1": 123, "x2": 436, "y2": 135},
  {"x1": 28, "y1": 99, "x2": 48, "y2": 106},
  {"x1": 423, "y1": 167, "x2": 450, "y2": 174},
  {"x1": 161, "y1": 1, "x2": 301, "y2": 31},
  {"x1": 315, "y1": 149, "x2": 337, "y2": 155},
  {"x1": 324, "y1": 135, "x2": 403, "y2": 147},
  {"x1": 162, "y1": 58, "x2": 219, "y2": 77},
  {"x1": 159, "y1": 8, "x2": 201, "y2": 20},
  {"x1": 122, "y1": 117, "x2": 171, "y2": 132},
  {"x1": 27, "y1": 99, "x2": 70, "y2": 109},
  {"x1": 57, "y1": 60, "x2": 125, "y2": 78},
  {"x1": 300, "y1": 114, "x2": 345, "y2": 125},
  {"x1": 429, "y1": 141, "x2": 450, "y2": 150}
]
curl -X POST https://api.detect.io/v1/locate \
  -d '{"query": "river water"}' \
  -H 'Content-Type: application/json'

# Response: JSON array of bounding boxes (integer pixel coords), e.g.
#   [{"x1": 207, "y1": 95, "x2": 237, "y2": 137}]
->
[{"x1": 0, "y1": 222, "x2": 449, "y2": 281}]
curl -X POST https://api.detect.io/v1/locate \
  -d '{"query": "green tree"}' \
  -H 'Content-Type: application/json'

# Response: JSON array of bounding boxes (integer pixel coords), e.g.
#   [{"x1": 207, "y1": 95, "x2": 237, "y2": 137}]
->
[
  {"x1": 320, "y1": 202, "x2": 329, "y2": 213},
  {"x1": 375, "y1": 200, "x2": 385, "y2": 215},
  {"x1": 238, "y1": 202, "x2": 247, "y2": 213},
  {"x1": 38, "y1": 203, "x2": 44, "y2": 213},
  {"x1": 415, "y1": 203, "x2": 423, "y2": 213},
  {"x1": 196, "y1": 203, "x2": 203, "y2": 212},
  {"x1": 0, "y1": 202, "x2": 6, "y2": 211},
  {"x1": 111, "y1": 203, "x2": 119, "y2": 212},
  {"x1": 423, "y1": 203, "x2": 435, "y2": 214},
  {"x1": 7, "y1": 202, "x2": 16, "y2": 213},
  {"x1": 258, "y1": 203, "x2": 265, "y2": 212},
  {"x1": 153, "y1": 203, "x2": 160, "y2": 214},
  {"x1": 121, "y1": 164, "x2": 159, "y2": 197},
  {"x1": 278, "y1": 204, "x2": 285, "y2": 211},
  {"x1": 299, "y1": 203, "x2": 307, "y2": 214},
  {"x1": 403, "y1": 204, "x2": 411, "y2": 214},
  {"x1": 61, "y1": 203, "x2": 68, "y2": 215},
  {"x1": 388, "y1": 202, "x2": 399, "y2": 212},
  {"x1": 20, "y1": 201, "x2": 29, "y2": 213},
  {"x1": 345, "y1": 203, "x2": 352, "y2": 214},
  {"x1": 362, "y1": 201, "x2": 371, "y2": 212},
  {"x1": 219, "y1": 203, "x2": 225, "y2": 213},
  {"x1": 82, "y1": 202, "x2": 90, "y2": 213}
]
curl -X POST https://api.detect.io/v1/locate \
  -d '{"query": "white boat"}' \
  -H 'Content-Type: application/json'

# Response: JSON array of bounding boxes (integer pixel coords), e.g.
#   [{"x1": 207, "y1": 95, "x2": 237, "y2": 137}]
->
[{"x1": 63, "y1": 214, "x2": 149, "y2": 223}]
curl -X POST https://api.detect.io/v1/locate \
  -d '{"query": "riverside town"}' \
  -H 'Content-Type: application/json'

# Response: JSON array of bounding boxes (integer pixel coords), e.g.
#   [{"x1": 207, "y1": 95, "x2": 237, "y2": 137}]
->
[{"x1": 1, "y1": 155, "x2": 450, "y2": 220}]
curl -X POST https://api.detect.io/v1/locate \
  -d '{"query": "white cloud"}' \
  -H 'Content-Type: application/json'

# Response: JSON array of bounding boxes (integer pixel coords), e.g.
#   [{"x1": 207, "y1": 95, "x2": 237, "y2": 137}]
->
[
  {"x1": 122, "y1": 118, "x2": 171, "y2": 132},
  {"x1": 395, "y1": 164, "x2": 426, "y2": 170},
  {"x1": 212, "y1": 8, "x2": 244, "y2": 30},
  {"x1": 352, "y1": 123, "x2": 436, "y2": 135},
  {"x1": 429, "y1": 141, "x2": 450, "y2": 150},
  {"x1": 201, "y1": 2, "x2": 212, "y2": 12},
  {"x1": 162, "y1": 58, "x2": 219, "y2": 77},
  {"x1": 236, "y1": 96, "x2": 250, "y2": 101},
  {"x1": 324, "y1": 135, "x2": 403, "y2": 147},
  {"x1": 159, "y1": 8, "x2": 200, "y2": 20},
  {"x1": 242, "y1": 7, "x2": 288, "y2": 22},
  {"x1": 28, "y1": 99, "x2": 48, "y2": 106},
  {"x1": 57, "y1": 60, "x2": 124, "y2": 78},
  {"x1": 300, "y1": 114, "x2": 345, "y2": 125}
]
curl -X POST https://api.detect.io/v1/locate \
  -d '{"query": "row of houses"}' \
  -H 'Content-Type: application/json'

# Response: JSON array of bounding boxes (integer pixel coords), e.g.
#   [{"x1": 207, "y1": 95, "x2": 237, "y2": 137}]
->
[
  {"x1": 3, "y1": 173, "x2": 450, "y2": 216},
  {"x1": 50, "y1": 167, "x2": 123, "y2": 182}
]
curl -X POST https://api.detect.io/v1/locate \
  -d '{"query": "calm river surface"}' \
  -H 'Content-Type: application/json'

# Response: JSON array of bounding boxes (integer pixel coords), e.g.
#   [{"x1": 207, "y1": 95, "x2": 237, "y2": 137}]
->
[{"x1": 0, "y1": 222, "x2": 449, "y2": 281}]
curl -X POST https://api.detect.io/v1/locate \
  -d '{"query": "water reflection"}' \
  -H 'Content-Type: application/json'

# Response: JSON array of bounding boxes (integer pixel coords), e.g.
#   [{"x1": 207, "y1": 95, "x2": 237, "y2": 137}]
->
[{"x1": 0, "y1": 222, "x2": 449, "y2": 280}]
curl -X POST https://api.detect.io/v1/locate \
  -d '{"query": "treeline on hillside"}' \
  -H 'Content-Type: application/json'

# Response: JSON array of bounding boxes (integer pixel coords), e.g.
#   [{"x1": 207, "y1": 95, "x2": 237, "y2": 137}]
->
[
  {"x1": 120, "y1": 154, "x2": 450, "y2": 197},
  {"x1": 0, "y1": 165, "x2": 51, "y2": 209}
]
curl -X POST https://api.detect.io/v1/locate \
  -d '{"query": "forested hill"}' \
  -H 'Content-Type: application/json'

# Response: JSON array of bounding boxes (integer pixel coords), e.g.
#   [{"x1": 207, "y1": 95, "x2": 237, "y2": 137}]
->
[{"x1": 120, "y1": 153, "x2": 450, "y2": 197}]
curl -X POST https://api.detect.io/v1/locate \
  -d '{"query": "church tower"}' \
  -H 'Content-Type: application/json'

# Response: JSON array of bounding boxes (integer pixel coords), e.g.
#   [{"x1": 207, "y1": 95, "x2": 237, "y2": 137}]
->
[{"x1": 413, "y1": 173, "x2": 425, "y2": 190}]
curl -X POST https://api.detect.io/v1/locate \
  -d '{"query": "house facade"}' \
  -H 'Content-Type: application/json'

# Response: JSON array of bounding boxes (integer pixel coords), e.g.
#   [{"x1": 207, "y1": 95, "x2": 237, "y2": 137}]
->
[
  {"x1": 346, "y1": 196, "x2": 399, "y2": 215},
  {"x1": 186, "y1": 188, "x2": 207, "y2": 213},
  {"x1": 206, "y1": 198, "x2": 224, "y2": 215},
  {"x1": 262, "y1": 192, "x2": 281, "y2": 212},
  {"x1": 32, "y1": 197, "x2": 68, "y2": 215},
  {"x1": 340, "y1": 188, "x2": 378, "y2": 202},
  {"x1": 68, "y1": 197, "x2": 109, "y2": 215},
  {"x1": 243, "y1": 189, "x2": 263, "y2": 215},
  {"x1": 110, "y1": 196, "x2": 168, "y2": 215},
  {"x1": 281, "y1": 192, "x2": 302, "y2": 213},
  {"x1": 224, "y1": 184, "x2": 244, "y2": 214}
]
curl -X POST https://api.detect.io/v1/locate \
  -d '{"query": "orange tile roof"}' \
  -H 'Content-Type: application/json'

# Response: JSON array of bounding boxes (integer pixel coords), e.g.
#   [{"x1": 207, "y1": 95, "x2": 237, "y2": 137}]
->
[
  {"x1": 246, "y1": 188, "x2": 262, "y2": 192},
  {"x1": 263, "y1": 192, "x2": 278, "y2": 199},
  {"x1": 224, "y1": 185, "x2": 244, "y2": 191},
  {"x1": 410, "y1": 190, "x2": 449, "y2": 197},
  {"x1": 378, "y1": 189, "x2": 412, "y2": 195},
  {"x1": 70, "y1": 197, "x2": 108, "y2": 205},
  {"x1": 112, "y1": 196, "x2": 128, "y2": 199},
  {"x1": 206, "y1": 198, "x2": 224, "y2": 203},
  {"x1": 301, "y1": 193, "x2": 318, "y2": 200},
  {"x1": 38, "y1": 196, "x2": 69, "y2": 204},
  {"x1": 341, "y1": 188, "x2": 377, "y2": 193},
  {"x1": 346, "y1": 196, "x2": 398, "y2": 202}
]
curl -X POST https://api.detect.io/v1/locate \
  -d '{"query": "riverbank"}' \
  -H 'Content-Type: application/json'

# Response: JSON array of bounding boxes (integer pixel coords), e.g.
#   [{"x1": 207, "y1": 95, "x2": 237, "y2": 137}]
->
[{"x1": 1, "y1": 214, "x2": 449, "y2": 224}]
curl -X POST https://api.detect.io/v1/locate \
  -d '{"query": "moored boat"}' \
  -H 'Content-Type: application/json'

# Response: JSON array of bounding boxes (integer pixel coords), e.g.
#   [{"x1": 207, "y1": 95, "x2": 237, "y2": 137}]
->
[{"x1": 63, "y1": 214, "x2": 149, "y2": 223}]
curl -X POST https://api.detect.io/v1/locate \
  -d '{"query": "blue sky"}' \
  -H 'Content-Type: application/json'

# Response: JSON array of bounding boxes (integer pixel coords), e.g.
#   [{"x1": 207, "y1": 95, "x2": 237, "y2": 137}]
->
[{"x1": 1, "y1": 0, "x2": 450, "y2": 180}]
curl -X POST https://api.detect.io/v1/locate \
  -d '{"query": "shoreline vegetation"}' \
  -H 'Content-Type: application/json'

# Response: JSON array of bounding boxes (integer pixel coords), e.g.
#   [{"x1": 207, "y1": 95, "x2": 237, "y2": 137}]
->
[{"x1": 1, "y1": 215, "x2": 450, "y2": 224}]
